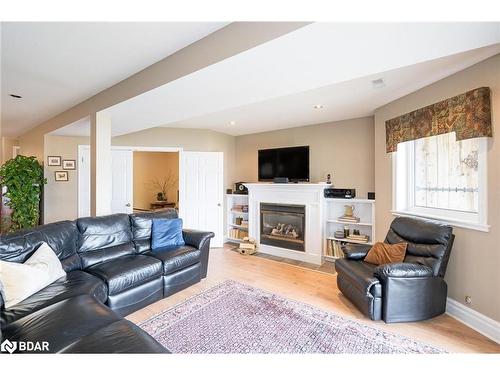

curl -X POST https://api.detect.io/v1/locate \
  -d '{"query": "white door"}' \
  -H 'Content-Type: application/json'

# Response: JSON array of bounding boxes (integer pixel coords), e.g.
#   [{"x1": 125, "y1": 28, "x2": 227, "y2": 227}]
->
[
  {"x1": 179, "y1": 151, "x2": 224, "y2": 247},
  {"x1": 111, "y1": 149, "x2": 133, "y2": 214},
  {"x1": 78, "y1": 147, "x2": 133, "y2": 216}
]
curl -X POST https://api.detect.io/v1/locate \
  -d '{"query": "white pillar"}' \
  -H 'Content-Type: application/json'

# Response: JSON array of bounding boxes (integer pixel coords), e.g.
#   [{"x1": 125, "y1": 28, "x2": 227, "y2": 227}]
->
[{"x1": 90, "y1": 111, "x2": 112, "y2": 216}]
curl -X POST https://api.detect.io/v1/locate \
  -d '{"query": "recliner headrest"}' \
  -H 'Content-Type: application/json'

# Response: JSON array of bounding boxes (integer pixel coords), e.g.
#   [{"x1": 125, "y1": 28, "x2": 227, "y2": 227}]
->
[{"x1": 390, "y1": 216, "x2": 453, "y2": 245}]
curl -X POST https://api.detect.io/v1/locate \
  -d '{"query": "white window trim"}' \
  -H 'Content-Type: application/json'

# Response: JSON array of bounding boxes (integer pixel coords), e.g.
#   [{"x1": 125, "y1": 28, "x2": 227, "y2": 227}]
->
[{"x1": 392, "y1": 136, "x2": 489, "y2": 233}]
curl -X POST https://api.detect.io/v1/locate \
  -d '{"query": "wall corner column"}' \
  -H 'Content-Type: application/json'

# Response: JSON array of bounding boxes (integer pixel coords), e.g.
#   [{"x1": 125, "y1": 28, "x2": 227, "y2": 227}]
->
[{"x1": 90, "y1": 111, "x2": 112, "y2": 216}]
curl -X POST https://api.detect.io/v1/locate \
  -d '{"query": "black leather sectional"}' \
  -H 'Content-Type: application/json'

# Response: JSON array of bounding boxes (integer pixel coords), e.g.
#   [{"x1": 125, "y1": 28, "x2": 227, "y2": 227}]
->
[{"x1": 0, "y1": 209, "x2": 214, "y2": 353}]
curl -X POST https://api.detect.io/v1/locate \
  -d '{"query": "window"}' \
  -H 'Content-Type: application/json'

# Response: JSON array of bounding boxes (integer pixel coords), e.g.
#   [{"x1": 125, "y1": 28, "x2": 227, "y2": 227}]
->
[{"x1": 393, "y1": 132, "x2": 489, "y2": 232}]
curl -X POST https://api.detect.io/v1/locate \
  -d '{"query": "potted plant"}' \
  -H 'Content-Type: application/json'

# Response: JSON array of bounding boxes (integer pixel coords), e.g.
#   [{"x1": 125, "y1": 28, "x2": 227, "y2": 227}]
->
[
  {"x1": 0, "y1": 155, "x2": 47, "y2": 232},
  {"x1": 151, "y1": 173, "x2": 178, "y2": 202}
]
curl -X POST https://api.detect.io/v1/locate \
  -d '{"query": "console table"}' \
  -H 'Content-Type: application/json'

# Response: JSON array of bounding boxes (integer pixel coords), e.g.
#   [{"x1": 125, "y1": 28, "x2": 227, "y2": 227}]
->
[{"x1": 150, "y1": 201, "x2": 176, "y2": 210}]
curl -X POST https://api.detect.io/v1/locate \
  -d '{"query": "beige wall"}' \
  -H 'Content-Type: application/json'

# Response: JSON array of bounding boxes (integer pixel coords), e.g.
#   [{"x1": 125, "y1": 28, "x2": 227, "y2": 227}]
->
[
  {"x1": 43, "y1": 128, "x2": 236, "y2": 223},
  {"x1": 1, "y1": 137, "x2": 19, "y2": 164},
  {"x1": 133, "y1": 151, "x2": 179, "y2": 210},
  {"x1": 374, "y1": 54, "x2": 500, "y2": 321},
  {"x1": 43, "y1": 135, "x2": 89, "y2": 223},
  {"x1": 113, "y1": 127, "x2": 237, "y2": 193},
  {"x1": 235, "y1": 117, "x2": 375, "y2": 198}
]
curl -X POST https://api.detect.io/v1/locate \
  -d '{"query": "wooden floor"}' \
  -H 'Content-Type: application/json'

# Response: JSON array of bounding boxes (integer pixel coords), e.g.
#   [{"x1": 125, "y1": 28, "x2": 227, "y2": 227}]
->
[{"x1": 127, "y1": 246, "x2": 500, "y2": 353}]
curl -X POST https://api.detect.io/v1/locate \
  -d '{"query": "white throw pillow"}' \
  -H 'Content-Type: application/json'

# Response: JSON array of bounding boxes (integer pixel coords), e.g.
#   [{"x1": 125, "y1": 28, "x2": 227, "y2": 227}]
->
[{"x1": 0, "y1": 242, "x2": 66, "y2": 308}]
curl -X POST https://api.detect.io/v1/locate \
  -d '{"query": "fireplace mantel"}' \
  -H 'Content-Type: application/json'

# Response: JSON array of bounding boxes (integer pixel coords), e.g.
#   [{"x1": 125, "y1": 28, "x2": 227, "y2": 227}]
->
[{"x1": 243, "y1": 183, "x2": 331, "y2": 265}]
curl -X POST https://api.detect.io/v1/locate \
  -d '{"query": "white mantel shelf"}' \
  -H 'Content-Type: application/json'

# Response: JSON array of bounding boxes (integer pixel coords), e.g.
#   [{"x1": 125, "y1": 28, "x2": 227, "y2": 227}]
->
[
  {"x1": 243, "y1": 183, "x2": 332, "y2": 188},
  {"x1": 243, "y1": 182, "x2": 331, "y2": 265}
]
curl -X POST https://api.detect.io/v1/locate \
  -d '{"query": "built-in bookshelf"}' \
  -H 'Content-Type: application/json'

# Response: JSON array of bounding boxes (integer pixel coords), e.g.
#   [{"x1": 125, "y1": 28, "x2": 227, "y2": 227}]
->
[
  {"x1": 225, "y1": 193, "x2": 249, "y2": 244},
  {"x1": 323, "y1": 198, "x2": 375, "y2": 262}
]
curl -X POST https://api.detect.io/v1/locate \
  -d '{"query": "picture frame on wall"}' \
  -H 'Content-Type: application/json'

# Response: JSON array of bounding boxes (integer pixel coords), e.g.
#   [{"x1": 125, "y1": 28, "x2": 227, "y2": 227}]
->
[
  {"x1": 47, "y1": 156, "x2": 61, "y2": 166},
  {"x1": 62, "y1": 159, "x2": 76, "y2": 170},
  {"x1": 54, "y1": 171, "x2": 69, "y2": 182}
]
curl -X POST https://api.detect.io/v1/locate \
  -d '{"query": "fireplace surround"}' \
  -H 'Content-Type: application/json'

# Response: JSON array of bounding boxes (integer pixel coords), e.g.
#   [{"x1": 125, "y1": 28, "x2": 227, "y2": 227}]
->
[{"x1": 244, "y1": 183, "x2": 330, "y2": 265}]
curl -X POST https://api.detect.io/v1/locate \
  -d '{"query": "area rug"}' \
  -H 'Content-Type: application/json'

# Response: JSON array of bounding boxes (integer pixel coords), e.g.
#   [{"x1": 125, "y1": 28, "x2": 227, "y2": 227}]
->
[{"x1": 139, "y1": 280, "x2": 446, "y2": 354}]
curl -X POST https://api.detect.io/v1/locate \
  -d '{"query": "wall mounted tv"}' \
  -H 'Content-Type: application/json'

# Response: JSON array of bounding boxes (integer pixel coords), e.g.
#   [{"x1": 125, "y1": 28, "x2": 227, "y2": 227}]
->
[{"x1": 258, "y1": 146, "x2": 310, "y2": 182}]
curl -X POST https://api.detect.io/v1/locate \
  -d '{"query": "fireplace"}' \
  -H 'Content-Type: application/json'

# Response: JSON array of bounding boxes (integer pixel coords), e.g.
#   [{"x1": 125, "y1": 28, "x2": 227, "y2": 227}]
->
[{"x1": 260, "y1": 203, "x2": 305, "y2": 252}]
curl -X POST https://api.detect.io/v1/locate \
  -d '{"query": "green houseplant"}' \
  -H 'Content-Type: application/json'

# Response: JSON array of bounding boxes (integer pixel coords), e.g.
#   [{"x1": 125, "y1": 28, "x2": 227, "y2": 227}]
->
[{"x1": 0, "y1": 155, "x2": 47, "y2": 232}]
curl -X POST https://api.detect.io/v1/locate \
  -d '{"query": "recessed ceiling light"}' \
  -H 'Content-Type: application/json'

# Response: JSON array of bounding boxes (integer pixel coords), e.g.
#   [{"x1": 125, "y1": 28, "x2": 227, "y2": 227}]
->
[
  {"x1": 313, "y1": 104, "x2": 323, "y2": 109},
  {"x1": 9, "y1": 94, "x2": 22, "y2": 99},
  {"x1": 372, "y1": 78, "x2": 385, "y2": 89},
  {"x1": 229, "y1": 120, "x2": 236, "y2": 126}
]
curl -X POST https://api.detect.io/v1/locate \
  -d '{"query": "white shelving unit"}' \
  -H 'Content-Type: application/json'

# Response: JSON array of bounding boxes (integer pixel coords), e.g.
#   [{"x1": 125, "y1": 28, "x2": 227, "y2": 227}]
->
[
  {"x1": 225, "y1": 193, "x2": 249, "y2": 244},
  {"x1": 324, "y1": 198, "x2": 376, "y2": 261}
]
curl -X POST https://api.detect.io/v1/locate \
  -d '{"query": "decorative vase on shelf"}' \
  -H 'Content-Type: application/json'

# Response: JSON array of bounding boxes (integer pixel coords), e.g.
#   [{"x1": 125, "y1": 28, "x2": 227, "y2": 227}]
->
[{"x1": 344, "y1": 205, "x2": 355, "y2": 217}]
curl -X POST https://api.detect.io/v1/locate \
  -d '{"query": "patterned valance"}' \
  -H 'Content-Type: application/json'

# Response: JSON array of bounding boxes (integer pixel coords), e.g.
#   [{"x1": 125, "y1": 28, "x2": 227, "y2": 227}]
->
[{"x1": 385, "y1": 87, "x2": 492, "y2": 153}]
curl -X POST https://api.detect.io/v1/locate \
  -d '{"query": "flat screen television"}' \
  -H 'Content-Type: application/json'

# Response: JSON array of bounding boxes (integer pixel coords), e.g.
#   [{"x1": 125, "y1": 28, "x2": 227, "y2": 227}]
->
[{"x1": 258, "y1": 146, "x2": 310, "y2": 182}]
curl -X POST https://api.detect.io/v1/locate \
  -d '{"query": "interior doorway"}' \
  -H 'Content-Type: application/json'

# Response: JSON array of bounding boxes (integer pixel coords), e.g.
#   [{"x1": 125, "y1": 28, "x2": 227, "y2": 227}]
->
[
  {"x1": 133, "y1": 151, "x2": 179, "y2": 213},
  {"x1": 78, "y1": 146, "x2": 224, "y2": 247}
]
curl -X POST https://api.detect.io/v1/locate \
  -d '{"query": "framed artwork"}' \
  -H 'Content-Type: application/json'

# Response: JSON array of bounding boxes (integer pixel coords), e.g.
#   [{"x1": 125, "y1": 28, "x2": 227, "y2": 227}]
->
[
  {"x1": 47, "y1": 156, "x2": 61, "y2": 166},
  {"x1": 54, "y1": 171, "x2": 68, "y2": 182},
  {"x1": 62, "y1": 159, "x2": 76, "y2": 170}
]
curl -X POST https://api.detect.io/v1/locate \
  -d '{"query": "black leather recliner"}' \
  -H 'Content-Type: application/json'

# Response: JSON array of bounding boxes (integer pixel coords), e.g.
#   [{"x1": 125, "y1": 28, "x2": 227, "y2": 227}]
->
[
  {"x1": 0, "y1": 209, "x2": 214, "y2": 353},
  {"x1": 335, "y1": 216, "x2": 454, "y2": 323}
]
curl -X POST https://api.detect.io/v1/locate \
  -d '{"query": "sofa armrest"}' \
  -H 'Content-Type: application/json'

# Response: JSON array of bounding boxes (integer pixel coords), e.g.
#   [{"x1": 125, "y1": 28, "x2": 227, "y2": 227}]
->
[
  {"x1": 182, "y1": 229, "x2": 215, "y2": 279},
  {"x1": 182, "y1": 229, "x2": 215, "y2": 249},
  {"x1": 341, "y1": 243, "x2": 372, "y2": 260},
  {"x1": 374, "y1": 263, "x2": 434, "y2": 280}
]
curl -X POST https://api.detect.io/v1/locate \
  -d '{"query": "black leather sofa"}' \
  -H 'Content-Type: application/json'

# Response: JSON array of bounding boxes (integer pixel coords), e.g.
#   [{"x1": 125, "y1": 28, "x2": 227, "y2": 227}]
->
[
  {"x1": 0, "y1": 209, "x2": 214, "y2": 353},
  {"x1": 335, "y1": 216, "x2": 454, "y2": 323}
]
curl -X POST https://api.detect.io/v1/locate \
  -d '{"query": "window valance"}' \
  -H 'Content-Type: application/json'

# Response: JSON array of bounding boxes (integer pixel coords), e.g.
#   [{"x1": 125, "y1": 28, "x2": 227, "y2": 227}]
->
[{"x1": 385, "y1": 87, "x2": 492, "y2": 153}]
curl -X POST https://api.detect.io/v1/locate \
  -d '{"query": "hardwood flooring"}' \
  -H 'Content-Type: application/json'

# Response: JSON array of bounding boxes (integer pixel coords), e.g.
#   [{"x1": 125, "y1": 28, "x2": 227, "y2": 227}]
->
[{"x1": 127, "y1": 246, "x2": 500, "y2": 353}]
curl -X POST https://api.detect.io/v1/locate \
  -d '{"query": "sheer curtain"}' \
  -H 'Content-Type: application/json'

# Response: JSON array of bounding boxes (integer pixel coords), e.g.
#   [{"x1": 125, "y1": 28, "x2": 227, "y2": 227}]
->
[{"x1": 414, "y1": 132, "x2": 479, "y2": 213}]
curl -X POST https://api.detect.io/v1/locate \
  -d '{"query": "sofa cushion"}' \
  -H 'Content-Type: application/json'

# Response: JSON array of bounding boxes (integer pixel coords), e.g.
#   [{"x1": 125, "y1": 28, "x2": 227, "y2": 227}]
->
[
  {"x1": 0, "y1": 242, "x2": 67, "y2": 308},
  {"x1": 130, "y1": 209, "x2": 178, "y2": 253},
  {"x1": 151, "y1": 218, "x2": 185, "y2": 249},
  {"x1": 0, "y1": 220, "x2": 81, "y2": 272},
  {"x1": 146, "y1": 245, "x2": 201, "y2": 275},
  {"x1": 335, "y1": 258, "x2": 381, "y2": 298},
  {"x1": 385, "y1": 216, "x2": 453, "y2": 277},
  {"x1": 86, "y1": 255, "x2": 162, "y2": 295},
  {"x1": 2, "y1": 295, "x2": 121, "y2": 353},
  {"x1": 1, "y1": 270, "x2": 107, "y2": 325},
  {"x1": 77, "y1": 214, "x2": 135, "y2": 268},
  {"x1": 58, "y1": 319, "x2": 168, "y2": 353},
  {"x1": 364, "y1": 242, "x2": 407, "y2": 266}
]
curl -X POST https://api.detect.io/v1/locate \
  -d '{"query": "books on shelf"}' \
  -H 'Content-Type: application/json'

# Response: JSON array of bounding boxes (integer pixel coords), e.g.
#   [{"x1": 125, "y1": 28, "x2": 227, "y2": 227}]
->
[
  {"x1": 325, "y1": 239, "x2": 345, "y2": 258},
  {"x1": 337, "y1": 215, "x2": 360, "y2": 223},
  {"x1": 346, "y1": 234, "x2": 370, "y2": 243},
  {"x1": 228, "y1": 228, "x2": 247, "y2": 240},
  {"x1": 232, "y1": 204, "x2": 248, "y2": 213}
]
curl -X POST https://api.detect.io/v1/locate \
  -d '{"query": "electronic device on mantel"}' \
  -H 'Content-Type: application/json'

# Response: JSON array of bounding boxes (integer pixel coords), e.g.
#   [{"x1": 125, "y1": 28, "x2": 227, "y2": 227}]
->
[
  {"x1": 234, "y1": 182, "x2": 248, "y2": 195},
  {"x1": 258, "y1": 146, "x2": 310, "y2": 182},
  {"x1": 324, "y1": 188, "x2": 356, "y2": 199}
]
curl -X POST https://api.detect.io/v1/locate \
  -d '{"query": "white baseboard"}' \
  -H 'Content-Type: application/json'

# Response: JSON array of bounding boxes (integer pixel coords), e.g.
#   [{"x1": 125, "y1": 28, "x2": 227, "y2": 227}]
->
[{"x1": 446, "y1": 298, "x2": 500, "y2": 344}]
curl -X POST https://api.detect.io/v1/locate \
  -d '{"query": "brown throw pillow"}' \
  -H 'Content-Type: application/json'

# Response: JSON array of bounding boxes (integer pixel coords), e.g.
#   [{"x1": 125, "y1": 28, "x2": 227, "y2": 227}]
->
[{"x1": 364, "y1": 242, "x2": 407, "y2": 265}]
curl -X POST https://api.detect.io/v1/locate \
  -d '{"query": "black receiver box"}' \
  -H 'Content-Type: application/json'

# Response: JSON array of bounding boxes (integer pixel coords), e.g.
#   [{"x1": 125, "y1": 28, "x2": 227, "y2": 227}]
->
[{"x1": 324, "y1": 188, "x2": 356, "y2": 199}]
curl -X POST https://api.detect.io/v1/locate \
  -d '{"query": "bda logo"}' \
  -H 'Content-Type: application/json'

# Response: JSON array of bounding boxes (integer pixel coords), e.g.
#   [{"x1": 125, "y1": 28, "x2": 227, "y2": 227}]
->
[{"x1": 1, "y1": 339, "x2": 17, "y2": 354}]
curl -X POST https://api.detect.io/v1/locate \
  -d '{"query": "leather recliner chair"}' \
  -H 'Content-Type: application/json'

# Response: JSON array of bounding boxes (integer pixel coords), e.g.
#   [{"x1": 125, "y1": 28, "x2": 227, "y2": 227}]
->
[{"x1": 335, "y1": 216, "x2": 454, "y2": 323}]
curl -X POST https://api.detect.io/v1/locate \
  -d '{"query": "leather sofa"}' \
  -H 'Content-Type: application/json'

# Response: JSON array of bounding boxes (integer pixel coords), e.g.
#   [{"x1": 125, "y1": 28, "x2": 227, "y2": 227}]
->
[
  {"x1": 335, "y1": 216, "x2": 454, "y2": 323},
  {"x1": 0, "y1": 209, "x2": 214, "y2": 353}
]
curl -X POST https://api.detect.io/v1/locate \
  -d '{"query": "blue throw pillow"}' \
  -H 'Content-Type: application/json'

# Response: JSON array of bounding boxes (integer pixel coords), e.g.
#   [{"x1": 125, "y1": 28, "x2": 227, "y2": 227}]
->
[{"x1": 151, "y1": 218, "x2": 185, "y2": 250}]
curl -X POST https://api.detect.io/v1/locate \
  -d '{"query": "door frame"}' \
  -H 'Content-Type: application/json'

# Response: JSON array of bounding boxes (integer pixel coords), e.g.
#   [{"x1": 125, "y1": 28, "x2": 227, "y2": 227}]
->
[{"x1": 78, "y1": 145, "x2": 184, "y2": 217}]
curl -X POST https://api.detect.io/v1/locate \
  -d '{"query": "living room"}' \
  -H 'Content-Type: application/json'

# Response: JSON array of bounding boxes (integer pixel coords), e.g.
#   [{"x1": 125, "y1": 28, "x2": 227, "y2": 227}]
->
[{"x1": 1, "y1": 1, "x2": 500, "y2": 371}]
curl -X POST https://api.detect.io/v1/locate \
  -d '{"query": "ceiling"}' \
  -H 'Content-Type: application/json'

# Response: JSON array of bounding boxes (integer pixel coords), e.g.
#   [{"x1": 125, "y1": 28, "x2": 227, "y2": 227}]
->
[
  {"x1": 1, "y1": 22, "x2": 229, "y2": 137},
  {"x1": 15, "y1": 22, "x2": 500, "y2": 139}
]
